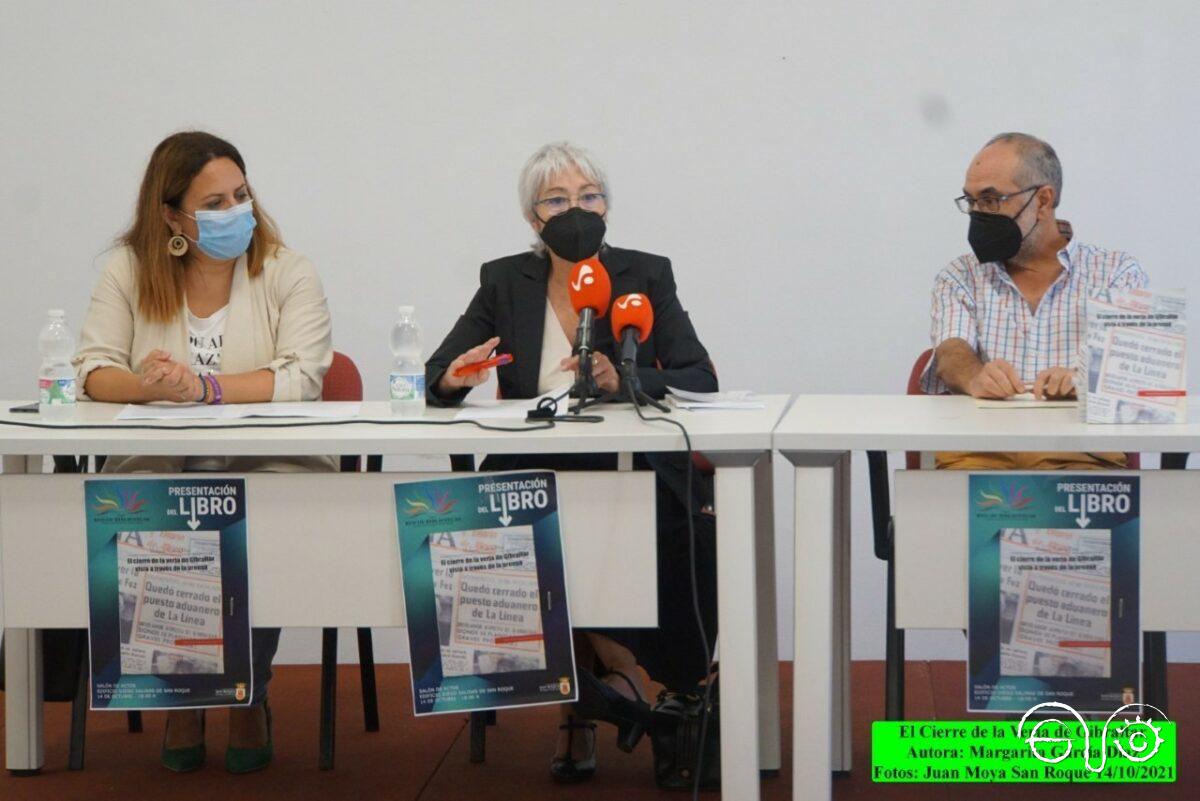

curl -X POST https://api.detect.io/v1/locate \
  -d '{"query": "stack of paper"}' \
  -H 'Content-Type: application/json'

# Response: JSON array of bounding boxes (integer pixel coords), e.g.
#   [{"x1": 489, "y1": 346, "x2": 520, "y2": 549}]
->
[
  {"x1": 974, "y1": 393, "x2": 1077, "y2": 410},
  {"x1": 666, "y1": 387, "x2": 765, "y2": 410},
  {"x1": 117, "y1": 401, "x2": 362, "y2": 421}
]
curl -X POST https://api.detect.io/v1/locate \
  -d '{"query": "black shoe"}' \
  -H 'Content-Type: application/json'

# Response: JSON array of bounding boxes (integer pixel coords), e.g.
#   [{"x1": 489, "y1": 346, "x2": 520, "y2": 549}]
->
[
  {"x1": 225, "y1": 702, "x2": 273, "y2": 774},
  {"x1": 650, "y1": 687, "x2": 721, "y2": 791},
  {"x1": 161, "y1": 710, "x2": 206, "y2": 773},
  {"x1": 574, "y1": 668, "x2": 652, "y2": 753},
  {"x1": 550, "y1": 717, "x2": 597, "y2": 784}
]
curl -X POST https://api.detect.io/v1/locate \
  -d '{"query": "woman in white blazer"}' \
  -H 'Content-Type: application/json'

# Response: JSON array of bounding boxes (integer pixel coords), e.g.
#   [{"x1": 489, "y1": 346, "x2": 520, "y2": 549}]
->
[{"x1": 73, "y1": 131, "x2": 334, "y2": 773}]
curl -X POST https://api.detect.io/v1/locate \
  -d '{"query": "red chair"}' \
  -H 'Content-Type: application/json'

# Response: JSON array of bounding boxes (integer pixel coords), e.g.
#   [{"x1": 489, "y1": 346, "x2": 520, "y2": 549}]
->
[
  {"x1": 318, "y1": 352, "x2": 381, "y2": 769},
  {"x1": 868, "y1": 350, "x2": 1160, "y2": 720},
  {"x1": 865, "y1": 353, "x2": 932, "y2": 720}
]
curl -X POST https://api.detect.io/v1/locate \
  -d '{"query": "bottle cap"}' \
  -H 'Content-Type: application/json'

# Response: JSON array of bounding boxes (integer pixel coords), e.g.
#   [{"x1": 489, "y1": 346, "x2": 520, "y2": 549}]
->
[
  {"x1": 48, "y1": 309, "x2": 65, "y2": 318},
  {"x1": 398, "y1": 305, "x2": 414, "y2": 316}
]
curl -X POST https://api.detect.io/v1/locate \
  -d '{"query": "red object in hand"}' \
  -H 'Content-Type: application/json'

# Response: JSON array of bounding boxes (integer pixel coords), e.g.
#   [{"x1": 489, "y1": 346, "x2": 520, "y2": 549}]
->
[
  {"x1": 567, "y1": 258, "x2": 612, "y2": 317},
  {"x1": 610, "y1": 293, "x2": 654, "y2": 343},
  {"x1": 453, "y1": 353, "x2": 513, "y2": 377}
]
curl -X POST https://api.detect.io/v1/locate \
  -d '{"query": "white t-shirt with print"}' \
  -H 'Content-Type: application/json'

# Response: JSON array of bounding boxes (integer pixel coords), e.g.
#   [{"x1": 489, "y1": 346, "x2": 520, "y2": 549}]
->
[{"x1": 187, "y1": 305, "x2": 229, "y2": 375}]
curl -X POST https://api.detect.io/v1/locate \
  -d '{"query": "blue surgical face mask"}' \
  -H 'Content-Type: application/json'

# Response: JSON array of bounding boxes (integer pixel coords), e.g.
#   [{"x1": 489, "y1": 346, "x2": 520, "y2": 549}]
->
[{"x1": 184, "y1": 198, "x2": 257, "y2": 260}]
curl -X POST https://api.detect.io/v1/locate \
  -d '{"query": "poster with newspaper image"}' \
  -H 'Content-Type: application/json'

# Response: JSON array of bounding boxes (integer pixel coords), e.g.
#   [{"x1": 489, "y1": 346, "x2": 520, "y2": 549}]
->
[
  {"x1": 85, "y1": 478, "x2": 253, "y2": 709},
  {"x1": 968, "y1": 474, "x2": 1139, "y2": 713},
  {"x1": 395, "y1": 471, "x2": 576, "y2": 715},
  {"x1": 1078, "y1": 287, "x2": 1186, "y2": 423}
]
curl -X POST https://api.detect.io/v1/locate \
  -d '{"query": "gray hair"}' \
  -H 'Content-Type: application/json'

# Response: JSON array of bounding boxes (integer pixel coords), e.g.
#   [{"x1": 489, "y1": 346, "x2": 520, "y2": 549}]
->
[
  {"x1": 518, "y1": 142, "x2": 610, "y2": 253},
  {"x1": 985, "y1": 132, "x2": 1063, "y2": 208}
]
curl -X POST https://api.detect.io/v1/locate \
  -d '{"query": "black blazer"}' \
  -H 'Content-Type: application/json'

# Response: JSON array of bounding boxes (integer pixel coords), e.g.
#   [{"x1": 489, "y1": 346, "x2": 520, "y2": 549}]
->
[
  {"x1": 426, "y1": 245, "x2": 717, "y2": 404},
  {"x1": 425, "y1": 246, "x2": 718, "y2": 513}
]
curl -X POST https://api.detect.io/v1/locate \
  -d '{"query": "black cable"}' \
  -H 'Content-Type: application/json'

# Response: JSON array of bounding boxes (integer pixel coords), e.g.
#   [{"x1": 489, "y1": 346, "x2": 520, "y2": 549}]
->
[
  {"x1": 0, "y1": 415, "x2": 585, "y2": 434},
  {"x1": 626, "y1": 383, "x2": 714, "y2": 801},
  {"x1": 528, "y1": 386, "x2": 605, "y2": 422},
  {"x1": 8, "y1": 393, "x2": 710, "y2": 788}
]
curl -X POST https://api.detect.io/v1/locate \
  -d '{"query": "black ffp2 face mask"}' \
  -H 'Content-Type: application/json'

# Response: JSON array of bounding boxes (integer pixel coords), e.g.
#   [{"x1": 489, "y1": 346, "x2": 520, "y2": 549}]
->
[
  {"x1": 967, "y1": 191, "x2": 1039, "y2": 264},
  {"x1": 539, "y1": 207, "x2": 606, "y2": 262}
]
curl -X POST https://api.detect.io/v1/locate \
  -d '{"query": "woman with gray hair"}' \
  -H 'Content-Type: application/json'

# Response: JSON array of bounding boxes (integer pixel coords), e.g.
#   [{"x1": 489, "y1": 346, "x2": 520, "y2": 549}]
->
[{"x1": 426, "y1": 142, "x2": 718, "y2": 787}]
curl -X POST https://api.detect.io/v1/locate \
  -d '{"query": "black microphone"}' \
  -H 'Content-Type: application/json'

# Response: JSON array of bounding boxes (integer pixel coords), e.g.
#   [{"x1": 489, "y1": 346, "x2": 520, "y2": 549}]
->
[{"x1": 575, "y1": 309, "x2": 596, "y2": 359}]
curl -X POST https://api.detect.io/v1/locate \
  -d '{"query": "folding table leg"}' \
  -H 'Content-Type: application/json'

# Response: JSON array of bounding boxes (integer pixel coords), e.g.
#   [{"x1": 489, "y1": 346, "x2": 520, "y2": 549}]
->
[
  {"x1": 68, "y1": 642, "x2": 88, "y2": 770},
  {"x1": 356, "y1": 628, "x2": 380, "y2": 732},
  {"x1": 319, "y1": 628, "x2": 338, "y2": 770},
  {"x1": 4, "y1": 627, "x2": 45, "y2": 775},
  {"x1": 1143, "y1": 632, "x2": 1168, "y2": 715},
  {"x1": 885, "y1": 555, "x2": 905, "y2": 721},
  {"x1": 469, "y1": 712, "x2": 488, "y2": 763}
]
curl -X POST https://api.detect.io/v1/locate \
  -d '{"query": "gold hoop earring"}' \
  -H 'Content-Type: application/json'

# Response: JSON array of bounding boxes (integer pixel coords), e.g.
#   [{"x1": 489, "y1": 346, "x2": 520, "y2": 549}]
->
[{"x1": 167, "y1": 234, "x2": 189, "y2": 257}]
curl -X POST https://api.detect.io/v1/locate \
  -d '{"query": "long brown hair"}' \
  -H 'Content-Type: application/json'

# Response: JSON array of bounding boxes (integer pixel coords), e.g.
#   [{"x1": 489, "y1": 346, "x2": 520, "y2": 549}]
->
[{"x1": 121, "y1": 131, "x2": 284, "y2": 321}]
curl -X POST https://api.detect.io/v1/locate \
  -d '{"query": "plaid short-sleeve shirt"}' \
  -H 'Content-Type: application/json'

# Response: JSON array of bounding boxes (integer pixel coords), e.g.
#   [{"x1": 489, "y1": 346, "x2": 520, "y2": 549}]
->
[{"x1": 921, "y1": 221, "x2": 1148, "y2": 394}]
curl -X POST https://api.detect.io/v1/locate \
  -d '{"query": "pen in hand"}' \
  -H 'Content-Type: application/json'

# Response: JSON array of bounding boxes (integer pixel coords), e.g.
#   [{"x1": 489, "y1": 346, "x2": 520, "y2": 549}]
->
[{"x1": 452, "y1": 353, "x2": 514, "y2": 378}]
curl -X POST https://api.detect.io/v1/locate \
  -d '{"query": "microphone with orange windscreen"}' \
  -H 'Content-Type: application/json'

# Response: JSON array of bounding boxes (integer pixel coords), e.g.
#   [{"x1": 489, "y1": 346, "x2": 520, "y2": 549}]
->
[
  {"x1": 567, "y1": 258, "x2": 612, "y2": 316},
  {"x1": 610, "y1": 293, "x2": 653, "y2": 371},
  {"x1": 566, "y1": 258, "x2": 612, "y2": 378}
]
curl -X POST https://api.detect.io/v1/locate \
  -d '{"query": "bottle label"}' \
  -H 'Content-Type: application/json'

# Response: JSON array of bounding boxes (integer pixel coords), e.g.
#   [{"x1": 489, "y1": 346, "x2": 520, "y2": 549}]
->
[
  {"x1": 39, "y1": 377, "x2": 77, "y2": 405},
  {"x1": 389, "y1": 372, "x2": 425, "y2": 402}
]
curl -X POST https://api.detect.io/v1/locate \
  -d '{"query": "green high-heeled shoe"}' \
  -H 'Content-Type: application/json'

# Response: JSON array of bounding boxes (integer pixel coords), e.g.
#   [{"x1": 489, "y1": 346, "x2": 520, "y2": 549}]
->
[
  {"x1": 225, "y1": 702, "x2": 273, "y2": 774},
  {"x1": 161, "y1": 710, "x2": 206, "y2": 773}
]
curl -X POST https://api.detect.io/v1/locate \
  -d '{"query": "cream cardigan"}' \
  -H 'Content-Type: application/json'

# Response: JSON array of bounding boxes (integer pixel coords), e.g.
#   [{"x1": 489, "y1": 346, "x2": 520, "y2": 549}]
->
[{"x1": 74, "y1": 245, "x2": 336, "y2": 473}]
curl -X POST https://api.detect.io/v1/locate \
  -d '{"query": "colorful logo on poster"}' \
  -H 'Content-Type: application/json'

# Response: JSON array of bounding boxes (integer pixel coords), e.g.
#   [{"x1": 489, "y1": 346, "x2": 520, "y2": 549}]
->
[
  {"x1": 404, "y1": 488, "x2": 457, "y2": 517},
  {"x1": 91, "y1": 488, "x2": 148, "y2": 515},
  {"x1": 975, "y1": 484, "x2": 1033, "y2": 511},
  {"x1": 235, "y1": 683, "x2": 247, "y2": 702},
  {"x1": 559, "y1": 677, "x2": 572, "y2": 696}
]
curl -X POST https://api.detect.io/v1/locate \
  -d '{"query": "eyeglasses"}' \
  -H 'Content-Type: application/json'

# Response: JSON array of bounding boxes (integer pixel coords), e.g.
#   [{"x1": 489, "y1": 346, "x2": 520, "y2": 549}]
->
[
  {"x1": 954, "y1": 185, "x2": 1042, "y2": 214},
  {"x1": 533, "y1": 192, "x2": 607, "y2": 216}
]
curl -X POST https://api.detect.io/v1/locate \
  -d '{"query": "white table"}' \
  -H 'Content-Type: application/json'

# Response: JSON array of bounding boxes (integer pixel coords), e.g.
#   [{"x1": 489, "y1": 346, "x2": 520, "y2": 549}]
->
[
  {"x1": 774, "y1": 394, "x2": 1199, "y2": 801},
  {"x1": 0, "y1": 397, "x2": 787, "y2": 800}
]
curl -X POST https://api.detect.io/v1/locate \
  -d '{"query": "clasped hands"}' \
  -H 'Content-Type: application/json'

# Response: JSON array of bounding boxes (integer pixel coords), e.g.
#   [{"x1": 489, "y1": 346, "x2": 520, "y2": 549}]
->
[
  {"x1": 137, "y1": 350, "x2": 205, "y2": 402},
  {"x1": 967, "y1": 360, "x2": 1075, "y2": 400}
]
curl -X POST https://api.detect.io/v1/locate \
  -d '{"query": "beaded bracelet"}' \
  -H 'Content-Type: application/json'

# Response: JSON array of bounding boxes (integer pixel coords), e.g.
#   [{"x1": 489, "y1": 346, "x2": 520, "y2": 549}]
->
[
  {"x1": 204, "y1": 373, "x2": 224, "y2": 405},
  {"x1": 197, "y1": 374, "x2": 211, "y2": 404}
]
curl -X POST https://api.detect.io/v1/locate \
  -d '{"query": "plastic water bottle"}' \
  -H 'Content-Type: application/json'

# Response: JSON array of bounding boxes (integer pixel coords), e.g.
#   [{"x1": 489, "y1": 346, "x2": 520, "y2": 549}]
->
[
  {"x1": 390, "y1": 305, "x2": 426, "y2": 417},
  {"x1": 38, "y1": 309, "x2": 77, "y2": 420}
]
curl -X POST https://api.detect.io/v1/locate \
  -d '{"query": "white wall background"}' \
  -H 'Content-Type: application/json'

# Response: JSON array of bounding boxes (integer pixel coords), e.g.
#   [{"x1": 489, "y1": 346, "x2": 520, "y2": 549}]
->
[{"x1": 2, "y1": 0, "x2": 1198, "y2": 664}]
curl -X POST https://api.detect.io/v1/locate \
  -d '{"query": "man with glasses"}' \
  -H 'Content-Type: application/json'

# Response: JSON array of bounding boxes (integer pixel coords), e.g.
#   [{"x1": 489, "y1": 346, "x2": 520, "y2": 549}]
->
[{"x1": 922, "y1": 132, "x2": 1147, "y2": 469}]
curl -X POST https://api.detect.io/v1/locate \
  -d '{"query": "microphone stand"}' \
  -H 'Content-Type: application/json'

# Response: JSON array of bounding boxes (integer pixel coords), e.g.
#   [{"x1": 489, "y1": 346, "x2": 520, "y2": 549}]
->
[
  {"x1": 570, "y1": 344, "x2": 670, "y2": 414},
  {"x1": 620, "y1": 362, "x2": 670, "y2": 413},
  {"x1": 570, "y1": 308, "x2": 600, "y2": 415},
  {"x1": 568, "y1": 365, "x2": 606, "y2": 414},
  {"x1": 568, "y1": 362, "x2": 667, "y2": 412}
]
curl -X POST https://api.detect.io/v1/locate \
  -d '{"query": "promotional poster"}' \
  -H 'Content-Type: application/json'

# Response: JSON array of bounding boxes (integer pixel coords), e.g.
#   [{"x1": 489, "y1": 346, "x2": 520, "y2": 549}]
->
[
  {"x1": 85, "y1": 478, "x2": 253, "y2": 709},
  {"x1": 968, "y1": 474, "x2": 1140, "y2": 713},
  {"x1": 394, "y1": 471, "x2": 576, "y2": 715}
]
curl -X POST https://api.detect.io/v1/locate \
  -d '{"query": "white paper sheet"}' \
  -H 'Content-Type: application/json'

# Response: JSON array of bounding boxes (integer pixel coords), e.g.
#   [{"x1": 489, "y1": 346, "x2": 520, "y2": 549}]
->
[
  {"x1": 235, "y1": 402, "x2": 362, "y2": 418},
  {"x1": 453, "y1": 400, "x2": 542, "y2": 421},
  {"x1": 453, "y1": 385, "x2": 571, "y2": 421},
  {"x1": 665, "y1": 386, "x2": 764, "y2": 410},
  {"x1": 974, "y1": 394, "x2": 1077, "y2": 410},
  {"x1": 666, "y1": 386, "x2": 756, "y2": 403},
  {"x1": 117, "y1": 401, "x2": 362, "y2": 421}
]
